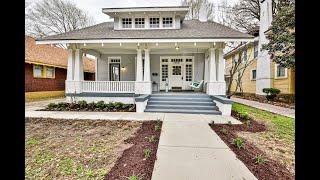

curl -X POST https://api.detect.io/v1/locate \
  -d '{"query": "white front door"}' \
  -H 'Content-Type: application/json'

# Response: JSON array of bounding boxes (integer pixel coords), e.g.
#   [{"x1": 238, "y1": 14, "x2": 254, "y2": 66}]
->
[
  {"x1": 170, "y1": 65, "x2": 183, "y2": 89},
  {"x1": 160, "y1": 56, "x2": 194, "y2": 90}
]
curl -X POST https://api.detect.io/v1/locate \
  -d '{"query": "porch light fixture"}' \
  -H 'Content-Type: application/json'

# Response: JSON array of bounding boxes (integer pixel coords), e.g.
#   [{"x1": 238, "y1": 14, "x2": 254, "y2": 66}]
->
[
  {"x1": 194, "y1": 42, "x2": 197, "y2": 46},
  {"x1": 119, "y1": 42, "x2": 122, "y2": 46},
  {"x1": 121, "y1": 66, "x2": 126, "y2": 71},
  {"x1": 156, "y1": 42, "x2": 159, "y2": 46},
  {"x1": 83, "y1": 43, "x2": 86, "y2": 46},
  {"x1": 101, "y1": 43, "x2": 104, "y2": 47},
  {"x1": 175, "y1": 46, "x2": 180, "y2": 50},
  {"x1": 137, "y1": 42, "x2": 140, "y2": 48}
]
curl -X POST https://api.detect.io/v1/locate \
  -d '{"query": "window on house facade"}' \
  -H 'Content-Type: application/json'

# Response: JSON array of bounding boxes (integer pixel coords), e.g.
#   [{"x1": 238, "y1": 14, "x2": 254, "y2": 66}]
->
[
  {"x1": 135, "y1": 18, "x2": 145, "y2": 28},
  {"x1": 162, "y1": 17, "x2": 173, "y2": 27},
  {"x1": 33, "y1": 65, "x2": 43, "y2": 78},
  {"x1": 185, "y1": 64, "x2": 192, "y2": 81},
  {"x1": 161, "y1": 64, "x2": 168, "y2": 81},
  {"x1": 33, "y1": 65, "x2": 55, "y2": 78},
  {"x1": 276, "y1": 64, "x2": 286, "y2": 78},
  {"x1": 150, "y1": 17, "x2": 159, "y2": 28},
  {"x1": 251, "y1": 69, "x2": 257, "y2": 80},
  {"x1": 172, "y1": 66, "x2": 181, "y2": 75},
  {"x1": 46, "y1": 67, "x2": 55, "y2": 78},
  {"x1": 254, "y1": 42, "x2": 258, "y2": 58},
  {"x1": 122, "y1": 18, "x2": 132, "y2": 28}
]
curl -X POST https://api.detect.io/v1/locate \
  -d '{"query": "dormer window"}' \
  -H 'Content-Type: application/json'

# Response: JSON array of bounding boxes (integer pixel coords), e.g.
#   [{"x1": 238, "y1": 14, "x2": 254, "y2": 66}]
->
[
  {"x1": 122, "y1": 18, "x2": 132, "y2": 28},
  {"x1": 135, "y1": 18, "x2": 145, "y2": 28},
  {"x1": 150, "y1": 17, "x2": 160, "y2": 28},
  {"x1": 163, "y1": 17, "x2": 173, "y2": 28}
]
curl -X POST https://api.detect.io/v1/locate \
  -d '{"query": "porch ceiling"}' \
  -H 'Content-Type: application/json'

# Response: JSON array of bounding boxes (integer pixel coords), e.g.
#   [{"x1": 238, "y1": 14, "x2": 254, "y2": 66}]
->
[{"x1": 81, "y1": 42, "x2": 212, "y2": 54}]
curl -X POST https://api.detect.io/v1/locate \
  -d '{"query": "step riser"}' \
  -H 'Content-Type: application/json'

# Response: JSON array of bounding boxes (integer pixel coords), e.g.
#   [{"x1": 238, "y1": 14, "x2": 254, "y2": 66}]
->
[
  {"x1": 149, "y1": 98, "x2": 213, "y2": 102},
  {"x1": 146, "y1": 105, "x2": 218, "y2": 110},
  {"x1": 148, "y1": 101, "x2": 216, "y2": 106},
  {"x1": 144, "y1": 109, "x2": 222, "y2": 115}
]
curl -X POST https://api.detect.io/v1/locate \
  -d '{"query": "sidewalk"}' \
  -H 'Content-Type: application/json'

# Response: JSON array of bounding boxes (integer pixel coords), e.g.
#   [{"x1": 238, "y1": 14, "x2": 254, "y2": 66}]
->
[
  {"x1": 151, "y1": 113, "x2": 257, "y2": 180},
  {"x1": 231, "y1": 97, "x2": 295, "y2": 118}
]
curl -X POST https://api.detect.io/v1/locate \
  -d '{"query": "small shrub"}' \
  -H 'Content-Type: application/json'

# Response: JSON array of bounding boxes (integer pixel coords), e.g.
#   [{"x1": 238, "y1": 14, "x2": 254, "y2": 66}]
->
[
  {"x1": 220, "y1": 128, "x2": 228, "y2": 135},
  {"x1": 254, "y1": 154, "x2": 266, "y2": 164},
  {"x1": 106, "y1": 102, "x2": 115, "y2": 109},
  {"x1": 227, "y1": 121, "x2": 232, "y2": 125},
  {"x1": 239, "y1": 112, "x2": 249, "y2": 120},
  {"x1": 77, "y1": 100, "x2": 88, "y2": 109},
  {"x1": 126, "y1": 173, "x2": 143, "y2": 180},
  {"x1": 114, "y1": 102, "x2": 124, "y2": 109},
  {"x1": 145, "y1": 135, "x2": 156, "y2": 143},
  {"x1": 96, "y1": 101, "x2": 105, "y2": 109},
  {"x1": 57, "y1": 102, "x2": 67, "y2": 108},
  {"x1": 143, "y1": 148, "x2": 152, "y2": 159},
  {"x1": 87, "y1": 102, "x2": 95, "y2": 110},
  {"x1": 128, "y1": 104, "x2": 136, "y2": 111},
  {"x1": 232, "y1": 137, "x2": 245, "y2": 149},
  {"x1": 245, "y1": 120, "x2": 251, "y2": 128},
  {"x1": 154, "y1": 124, "x2": 161, "y2": 131},
  {"x1": 47, "y1": 103, "x2": 57, "y2": 109},
  {"x1": 263, "y1": 88, "x2": 281, "y2": 101}
]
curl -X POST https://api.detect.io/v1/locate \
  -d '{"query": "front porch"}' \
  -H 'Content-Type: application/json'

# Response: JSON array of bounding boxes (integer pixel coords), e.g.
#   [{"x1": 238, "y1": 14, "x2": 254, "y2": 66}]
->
[{"x1": 65, "y1": 42, "x2": 227, "y2": 98}]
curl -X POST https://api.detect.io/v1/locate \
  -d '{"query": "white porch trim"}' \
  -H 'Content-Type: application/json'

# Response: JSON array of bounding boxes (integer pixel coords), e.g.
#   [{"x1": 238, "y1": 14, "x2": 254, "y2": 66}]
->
[{"x1": 36, "y1": 38, "x2": 255, "y2": 45}]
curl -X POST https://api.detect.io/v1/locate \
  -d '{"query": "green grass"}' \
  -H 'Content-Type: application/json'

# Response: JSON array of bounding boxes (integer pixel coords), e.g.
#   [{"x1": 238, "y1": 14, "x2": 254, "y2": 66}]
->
[
  {"x1": 25, "y1": 91, "x2": 65, "y2": 102},
  {"x1": 232, "y1": 103, "x2": 295, "y2": 143}
]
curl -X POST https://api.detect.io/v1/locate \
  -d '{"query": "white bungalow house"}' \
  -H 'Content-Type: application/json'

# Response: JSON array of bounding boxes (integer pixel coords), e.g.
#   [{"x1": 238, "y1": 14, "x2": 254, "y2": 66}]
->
[{"x1": 36, "y1": 6, "x2": 254, "y2": 115}]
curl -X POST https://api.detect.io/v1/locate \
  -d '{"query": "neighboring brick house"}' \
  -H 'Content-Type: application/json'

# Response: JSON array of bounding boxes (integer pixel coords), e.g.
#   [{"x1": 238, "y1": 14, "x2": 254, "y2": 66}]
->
[{"x1": 25, "y1": 36, "x2": 95, "y2": 92}]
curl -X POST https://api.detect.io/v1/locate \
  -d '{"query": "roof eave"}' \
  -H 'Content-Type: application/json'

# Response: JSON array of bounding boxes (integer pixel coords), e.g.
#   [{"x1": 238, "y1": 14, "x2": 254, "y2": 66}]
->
[{"x1": 36, "y1": 37, "x2": 255, "y2": 45}]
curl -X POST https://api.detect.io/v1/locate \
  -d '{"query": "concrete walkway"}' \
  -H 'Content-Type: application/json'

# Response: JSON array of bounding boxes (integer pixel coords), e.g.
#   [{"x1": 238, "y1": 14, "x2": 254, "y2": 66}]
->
[
  {"x1": 25, "y1": 98, "x2": 66, "y2": 111},
  {"x1": 231, "y1": 97, "x2": 295, "y2": 118},
  {"x1": 152, "y1": 113, "x2": 257, "y2": 180}
]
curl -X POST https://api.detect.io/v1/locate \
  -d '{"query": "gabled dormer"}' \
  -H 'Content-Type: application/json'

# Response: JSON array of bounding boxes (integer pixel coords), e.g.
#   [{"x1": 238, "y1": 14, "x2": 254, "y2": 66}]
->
[{"x1": 102, "y1": 6, "x2": 189, "y2": 30}]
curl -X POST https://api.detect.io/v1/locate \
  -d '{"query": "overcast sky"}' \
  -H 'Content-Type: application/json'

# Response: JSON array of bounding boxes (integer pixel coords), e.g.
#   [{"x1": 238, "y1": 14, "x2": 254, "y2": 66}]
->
[{"x1": 26, "y1": 0, "x2": 238, "y2": 23}]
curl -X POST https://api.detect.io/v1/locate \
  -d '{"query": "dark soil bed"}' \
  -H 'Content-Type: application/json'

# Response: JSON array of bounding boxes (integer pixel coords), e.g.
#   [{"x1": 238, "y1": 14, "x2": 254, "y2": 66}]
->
[
  {"x1": 105, "y1": 121, "x2": 162, "y2": 180},
  {"x1": 209, "y1": 111, "x2": 294, "y2": 180},
  {"x1": 233, "y1": 95, "x2": 295, "y2": 109}
]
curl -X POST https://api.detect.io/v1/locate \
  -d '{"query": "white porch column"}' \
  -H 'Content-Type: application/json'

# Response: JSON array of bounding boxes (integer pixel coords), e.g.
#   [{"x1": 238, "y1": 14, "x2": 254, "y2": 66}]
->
[
  {"x1": 143, "y1": 48, "x2": 151, "y2": 81},
  {"x1": 67, "y1": 49, "x2": 75, "y2": 81},
  {"x1": 209, "y1": 48, "x2": 217, "y2": 82},
  {"x1": 74, "y1": 49, "x2": 84, "y2": 93},
  {"x1": 136, "y1": 48, "x2": 143, "y2": 81},
  {"x1": 206, "y1": 45, "x2": 226, "y2": 96}
]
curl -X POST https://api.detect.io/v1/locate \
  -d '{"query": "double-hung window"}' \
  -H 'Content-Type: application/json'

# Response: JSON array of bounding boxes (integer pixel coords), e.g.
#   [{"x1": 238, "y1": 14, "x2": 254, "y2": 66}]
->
[
  {"x1": 251, "y1": 69, "x2": 257, "y2": 80},
  {"x1": 149, "y1": 17, "x2": 159, "y2": 28},
  {"x1": 122, "y1": 18, "x2": 132, "y2": 28},
  {"x1": 33, "y1": 65, "x2": 43, "y2": 78},
  {"x1": 275, "y1": 64, "x2": 287, "y2": 78},
  {"x1": 162, "y1": 17, "x2": 173, "y2": 28},
  {"x1": 135, "y1": 18, "x2": 145, "y2": 28}
]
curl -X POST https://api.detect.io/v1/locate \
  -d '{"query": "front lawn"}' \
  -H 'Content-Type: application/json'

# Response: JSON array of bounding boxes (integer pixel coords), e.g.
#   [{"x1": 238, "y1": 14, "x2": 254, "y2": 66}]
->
[
  {"x1": 25, "y1": 91, "x2": 65, "y2": 102},
  {"x1": 25, "y1": 118, "x2": 162, "y2": 179},
  {"x1": 25, "y1": 118, "x2": 141, "y2": 179},
  {"x1": 232, "y1": 103, "x2": 294, "y2": 143}
]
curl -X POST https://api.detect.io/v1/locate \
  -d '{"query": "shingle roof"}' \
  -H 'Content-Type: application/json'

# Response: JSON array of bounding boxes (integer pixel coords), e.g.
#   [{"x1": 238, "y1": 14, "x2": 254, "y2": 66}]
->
[
  {"x1": 25, "y1": 36, "x2": 95, "y2": 72},
  {"x1": 38, "y1": 20, "x2": 253, "y2": 41}
]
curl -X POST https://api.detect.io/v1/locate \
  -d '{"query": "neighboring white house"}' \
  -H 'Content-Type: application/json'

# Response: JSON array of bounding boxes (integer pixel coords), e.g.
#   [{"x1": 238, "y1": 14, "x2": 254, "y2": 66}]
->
[{"x1": 36, "y1": 6, "x2": 253, "y2": 114}]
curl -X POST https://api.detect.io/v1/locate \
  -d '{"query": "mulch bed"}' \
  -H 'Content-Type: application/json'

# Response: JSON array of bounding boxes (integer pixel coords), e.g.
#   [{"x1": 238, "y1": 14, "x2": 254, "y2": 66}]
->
[
  {"x1": 105, "y1": 121, "x2": 162, "y2": 180},
  {"x1": 233, "y1": 95, "x2": 295, "y2": 109},
  {"x1": 210, "y1": 111, "x2": 294, "y2": 180}
]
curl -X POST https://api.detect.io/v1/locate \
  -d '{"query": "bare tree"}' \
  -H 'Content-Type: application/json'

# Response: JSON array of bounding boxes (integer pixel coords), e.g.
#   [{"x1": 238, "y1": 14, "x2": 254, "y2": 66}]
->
[
  {"x1": 181, "y1": 0, "x2": 215, "y2": 21},
  {"x1": 226, "y1": 44, "x2": 255, "y2": 96},
  {"x1": 26, "y1": 0, "x2": 94, "y2": 39}
]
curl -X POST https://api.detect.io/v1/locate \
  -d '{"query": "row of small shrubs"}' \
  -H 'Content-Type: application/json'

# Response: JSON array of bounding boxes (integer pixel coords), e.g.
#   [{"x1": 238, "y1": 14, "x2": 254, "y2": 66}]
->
[{"x1": 45, "y1": 100, "x2": 135, "y2": 112}]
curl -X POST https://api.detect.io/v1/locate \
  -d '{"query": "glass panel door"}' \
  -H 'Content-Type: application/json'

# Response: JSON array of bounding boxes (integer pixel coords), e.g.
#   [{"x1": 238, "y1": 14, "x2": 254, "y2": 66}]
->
[{"x1": 109, "y1": 63, "x2": 120, "y2": 81}]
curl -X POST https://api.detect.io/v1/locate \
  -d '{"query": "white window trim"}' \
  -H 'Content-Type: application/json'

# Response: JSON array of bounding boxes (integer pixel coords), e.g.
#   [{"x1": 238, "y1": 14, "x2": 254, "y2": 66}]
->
[
  {"x1": 250, "y1": 69, "x2": 257, "y2": 81},
  {"x1": 274, "y1": 64, "x2": 288, "y2": 79},
  {"x1": 118, "y1": 15, "x2": 175, "y2": 30},
  {"x1": 149, "y1": 17, "x2": 160, "y2": 28},
  {"x1": 134, "y1": 17, "x2": 145, "y2": 28}
]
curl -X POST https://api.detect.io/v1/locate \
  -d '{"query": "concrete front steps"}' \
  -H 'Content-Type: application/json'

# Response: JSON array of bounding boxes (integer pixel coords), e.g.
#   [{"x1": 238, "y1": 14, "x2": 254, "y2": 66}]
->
[{"x1": 144, "y1": 94, "x2": 222, "y2": 115}]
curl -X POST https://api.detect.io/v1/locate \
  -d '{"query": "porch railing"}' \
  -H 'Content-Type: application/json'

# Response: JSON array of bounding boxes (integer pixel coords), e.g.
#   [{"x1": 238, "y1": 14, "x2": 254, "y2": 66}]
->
[{"x1": 82, "y1": 81, "x2": 135, "y2": 93}]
